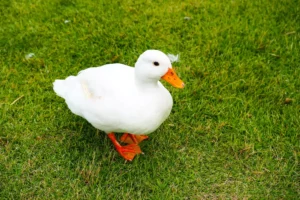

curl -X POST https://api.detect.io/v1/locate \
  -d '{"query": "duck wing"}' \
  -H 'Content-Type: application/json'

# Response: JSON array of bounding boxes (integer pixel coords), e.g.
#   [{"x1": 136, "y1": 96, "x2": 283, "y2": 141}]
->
[{"x1": 53, "y1": 64, "x2": 134, "y2": 117}]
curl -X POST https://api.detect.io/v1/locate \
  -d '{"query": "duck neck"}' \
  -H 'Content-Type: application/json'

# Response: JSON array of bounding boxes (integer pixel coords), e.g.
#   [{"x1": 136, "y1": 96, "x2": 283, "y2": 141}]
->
[{"x1": 134, "y1": 74, "x2": 160, "y2": 90}]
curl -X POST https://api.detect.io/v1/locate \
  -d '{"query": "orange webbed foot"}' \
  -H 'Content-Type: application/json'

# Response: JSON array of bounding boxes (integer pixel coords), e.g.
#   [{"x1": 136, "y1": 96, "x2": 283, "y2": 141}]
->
[
  {"x1": 115, "y1": 144, "x2": 142, "y2": 161},
  {"x1": 120, "y1": 133, "x2": 149, "y2": 144},
  {"x1": 107, "y1": 133, "x2": 142, "y2": 161}
]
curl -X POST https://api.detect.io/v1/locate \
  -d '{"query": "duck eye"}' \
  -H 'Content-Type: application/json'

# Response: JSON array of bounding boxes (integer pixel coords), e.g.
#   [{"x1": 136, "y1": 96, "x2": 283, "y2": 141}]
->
[{"x1": 153, "y1": 61, "x2": 159, "y2": 66}]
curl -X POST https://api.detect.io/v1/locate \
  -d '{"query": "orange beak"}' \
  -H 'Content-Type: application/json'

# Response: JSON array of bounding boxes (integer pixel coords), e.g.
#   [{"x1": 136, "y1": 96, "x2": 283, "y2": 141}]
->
[{"x1": 161, "y1": 68, "x2": 185, "y2": 89}]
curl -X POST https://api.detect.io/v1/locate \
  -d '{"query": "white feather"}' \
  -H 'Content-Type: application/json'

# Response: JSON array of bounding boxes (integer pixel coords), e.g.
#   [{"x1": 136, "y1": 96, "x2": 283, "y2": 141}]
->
[{"x1": 167, "y1": 53, "x2": 180, "y2": 63}]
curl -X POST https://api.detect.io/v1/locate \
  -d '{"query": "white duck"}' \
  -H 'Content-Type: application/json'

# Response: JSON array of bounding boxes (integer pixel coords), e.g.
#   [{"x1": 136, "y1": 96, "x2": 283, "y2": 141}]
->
[{"x1": 53, "y1": 50, "x2": 184, "y2": 161}]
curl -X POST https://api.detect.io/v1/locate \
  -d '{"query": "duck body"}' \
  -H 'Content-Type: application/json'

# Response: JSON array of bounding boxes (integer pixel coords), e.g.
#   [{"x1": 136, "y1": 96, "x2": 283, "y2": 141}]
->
[
  {"x1": 53, "y1": 50, "x2": 184, "y2": 161},
  {"x1": 54, "y1": 63, "x2": 173, "y2": 135}
]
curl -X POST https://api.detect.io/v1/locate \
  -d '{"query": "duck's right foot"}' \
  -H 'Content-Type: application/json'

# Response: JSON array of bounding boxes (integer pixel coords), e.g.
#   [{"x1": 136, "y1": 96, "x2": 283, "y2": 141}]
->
[{"x1": 120, "y1": 133, "x2": 149, "y2": 144}]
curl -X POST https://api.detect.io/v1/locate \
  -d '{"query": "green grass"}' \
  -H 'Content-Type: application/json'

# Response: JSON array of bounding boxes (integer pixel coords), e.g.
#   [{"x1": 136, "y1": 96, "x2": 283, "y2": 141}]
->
[{"x1": 1, "y1": 0, "x2": 299, "y2": 199}]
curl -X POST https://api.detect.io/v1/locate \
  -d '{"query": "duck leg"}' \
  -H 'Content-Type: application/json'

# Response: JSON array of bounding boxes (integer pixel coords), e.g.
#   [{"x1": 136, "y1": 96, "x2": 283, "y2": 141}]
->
[
  {"x1": 107, "y1": 133, "x2": 142, "y2": 161},
  {"x1": 120, "y1": 133, "x2": 149, "y2": 144}
]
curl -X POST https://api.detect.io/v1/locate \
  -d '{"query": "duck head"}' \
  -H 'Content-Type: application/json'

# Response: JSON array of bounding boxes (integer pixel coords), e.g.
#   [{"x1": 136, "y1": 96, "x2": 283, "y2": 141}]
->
[{"x1": 135, "y1": 50, "x2": 185, "y2": 88}]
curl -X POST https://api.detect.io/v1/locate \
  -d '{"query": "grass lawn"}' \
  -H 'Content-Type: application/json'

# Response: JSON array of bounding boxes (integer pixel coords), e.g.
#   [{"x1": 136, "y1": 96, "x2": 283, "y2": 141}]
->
[{"x1": 1, "y1": 0, "x2": 299, "y2": 199}]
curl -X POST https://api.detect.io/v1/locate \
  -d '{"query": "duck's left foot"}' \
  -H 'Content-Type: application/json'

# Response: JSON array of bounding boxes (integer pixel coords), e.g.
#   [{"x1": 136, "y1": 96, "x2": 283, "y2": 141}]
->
[
  {"x1": 120, "y1": 133, "x2": 149, "y2": 144},
  {"x1": 107, "y1": 132, "x2": 142, "y2": 161},
  {"x1": 116, "y1": 144, "x2": 142, "y2": 161}
]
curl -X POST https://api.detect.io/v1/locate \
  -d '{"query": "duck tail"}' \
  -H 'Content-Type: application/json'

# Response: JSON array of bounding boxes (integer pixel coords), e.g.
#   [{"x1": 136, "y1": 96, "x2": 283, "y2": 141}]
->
[
  {"x1": 53, "y1": 76, "x2": 77, "y2": 98},
  {"x1": 53, "y1": 79, "x2": 67, "y2": 98}
]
